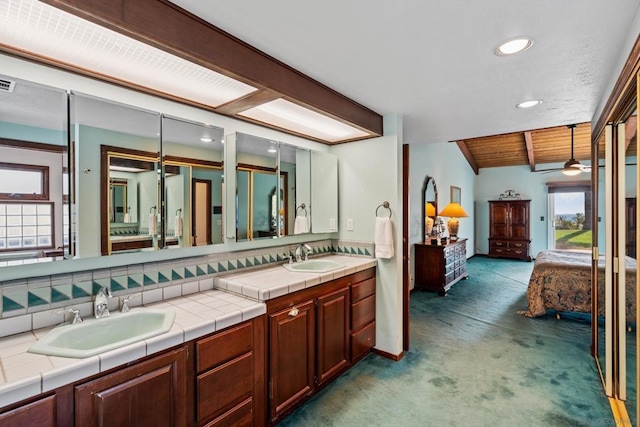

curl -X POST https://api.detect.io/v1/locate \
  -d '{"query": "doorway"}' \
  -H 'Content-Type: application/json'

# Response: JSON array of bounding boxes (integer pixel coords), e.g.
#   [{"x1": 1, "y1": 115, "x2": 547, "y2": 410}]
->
[
  {"x1": 546, "y1": 183, "x2": 592, "y2": 251},
  {"x1": 192, "y1": 178, "x2": 212, "y2": 246}
]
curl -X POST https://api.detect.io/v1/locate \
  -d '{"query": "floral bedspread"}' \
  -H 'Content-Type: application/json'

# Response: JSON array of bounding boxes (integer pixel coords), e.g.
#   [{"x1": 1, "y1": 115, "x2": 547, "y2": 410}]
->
[{"x1": 517, "y1": 250, "x2": 637, "y2": 322}]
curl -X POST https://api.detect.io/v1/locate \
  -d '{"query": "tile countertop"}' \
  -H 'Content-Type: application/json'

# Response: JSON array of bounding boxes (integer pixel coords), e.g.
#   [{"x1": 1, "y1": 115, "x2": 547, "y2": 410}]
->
[
  {"x1": 0, "y1": 290, "x2": 265, "y2": 409},
  {"x1": 214, "y1": 255, "x2": 377, "y2": 301}
]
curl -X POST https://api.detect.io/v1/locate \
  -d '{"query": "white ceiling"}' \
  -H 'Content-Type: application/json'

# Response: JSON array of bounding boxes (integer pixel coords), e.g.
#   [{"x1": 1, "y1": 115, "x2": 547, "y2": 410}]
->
[{"x1": 168, "y1": 0, "x2": 640, "y2": 144}]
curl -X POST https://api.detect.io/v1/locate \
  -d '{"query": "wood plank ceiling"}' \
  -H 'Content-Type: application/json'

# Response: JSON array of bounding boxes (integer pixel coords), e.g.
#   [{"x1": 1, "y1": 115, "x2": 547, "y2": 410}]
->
[{"x1": 455, "y1": 121, "x2": 637, "y2": 175}]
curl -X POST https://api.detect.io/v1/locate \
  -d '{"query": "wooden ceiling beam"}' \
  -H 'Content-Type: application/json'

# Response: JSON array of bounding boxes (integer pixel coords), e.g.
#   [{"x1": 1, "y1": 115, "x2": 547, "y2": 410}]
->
[
  {"x1": 39, "y1": 0, "x2": 383, "y2": 142},
  {"x1": 454, "y1": 140, "x2": 479, "y2": 175},
  {"x1": 524, "y1": 131, "x2": 535, "y2": 172}
]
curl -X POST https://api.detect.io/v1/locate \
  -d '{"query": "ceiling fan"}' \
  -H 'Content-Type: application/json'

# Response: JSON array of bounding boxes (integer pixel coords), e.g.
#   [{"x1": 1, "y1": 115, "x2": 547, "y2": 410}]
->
[
  {"x1": 559, "y1": 124, "x2": 590, "y2": 175},
  {"x1": 537, "y1": 124, "x2": 591, "y2": 175}
]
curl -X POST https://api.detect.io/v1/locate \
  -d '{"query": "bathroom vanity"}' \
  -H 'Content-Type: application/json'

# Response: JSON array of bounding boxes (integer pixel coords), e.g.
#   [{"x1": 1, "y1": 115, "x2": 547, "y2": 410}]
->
[{"x1": 0, "y1": 255, "x2": 376, "y2": 426}]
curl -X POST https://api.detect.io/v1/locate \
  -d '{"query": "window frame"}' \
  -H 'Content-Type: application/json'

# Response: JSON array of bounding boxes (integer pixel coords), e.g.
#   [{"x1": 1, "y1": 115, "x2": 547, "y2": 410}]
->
[{"x1": 0, "y1": 162, "x2": 50, "y2": 201}]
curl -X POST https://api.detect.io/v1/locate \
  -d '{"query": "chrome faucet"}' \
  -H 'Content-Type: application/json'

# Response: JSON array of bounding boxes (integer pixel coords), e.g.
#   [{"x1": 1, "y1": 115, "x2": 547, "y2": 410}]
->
[
  {"x1": 295, "y1": 243, "x2": 312, "y2": 262},
  {"x1": 94, "y1": 286, "x2": 113, "y2": 319}
]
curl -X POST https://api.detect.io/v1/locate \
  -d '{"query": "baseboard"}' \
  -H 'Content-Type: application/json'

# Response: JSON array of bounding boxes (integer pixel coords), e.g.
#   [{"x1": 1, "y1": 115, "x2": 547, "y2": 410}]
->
[{"x1": 372, "y1": 348, "x2": 404, "y2": 361}]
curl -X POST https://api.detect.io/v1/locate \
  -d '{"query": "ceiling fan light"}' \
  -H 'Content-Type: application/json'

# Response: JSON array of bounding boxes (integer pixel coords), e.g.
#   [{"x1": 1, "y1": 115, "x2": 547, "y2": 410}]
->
[{"x1": 562, "y1": 167, "x2": 582, "y2": 176}]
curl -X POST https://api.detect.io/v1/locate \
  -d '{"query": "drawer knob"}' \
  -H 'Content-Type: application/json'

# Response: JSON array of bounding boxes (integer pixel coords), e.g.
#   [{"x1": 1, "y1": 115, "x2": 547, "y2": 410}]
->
[{"x1": 289, "y1": 307, "x2": 299, "y2": 317}]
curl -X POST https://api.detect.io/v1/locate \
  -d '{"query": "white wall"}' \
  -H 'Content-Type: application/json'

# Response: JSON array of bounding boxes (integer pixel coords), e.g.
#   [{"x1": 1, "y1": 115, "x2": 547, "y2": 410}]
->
[
  {"x1": 409, "y1": 142, "x2": 476, "y2": 288},
  {"x1": 330, "y1": 115, "x2": 404, "y2": 356}
]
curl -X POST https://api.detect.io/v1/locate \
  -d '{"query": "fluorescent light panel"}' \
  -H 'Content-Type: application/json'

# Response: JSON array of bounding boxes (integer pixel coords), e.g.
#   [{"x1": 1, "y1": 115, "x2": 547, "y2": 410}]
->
[
  {"x1": 239, "y1": 98, "x2": 370, "y2": 142},
  {"x1": 0, "y1": 0, "x2": 257, "y2": 107}
]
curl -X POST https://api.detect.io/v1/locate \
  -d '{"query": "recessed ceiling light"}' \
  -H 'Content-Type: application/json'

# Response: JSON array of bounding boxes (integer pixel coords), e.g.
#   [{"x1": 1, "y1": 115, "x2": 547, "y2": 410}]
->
[
  {"x1": 200, "y1": 137, "x2": 212, "y2": 143},
  {"x1": 495, "y1": 37, "x2": 533, "y2": 56},
  {"x1": 516, "y1": 100, "x2": 542, "y2": 109}
]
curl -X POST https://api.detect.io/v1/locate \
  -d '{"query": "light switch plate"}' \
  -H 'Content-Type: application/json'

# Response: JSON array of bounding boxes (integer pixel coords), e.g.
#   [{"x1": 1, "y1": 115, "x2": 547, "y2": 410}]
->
[
  {"x1": 347, "y1": 218, "x2": 354, "y2": 231},
  {"x1": 329, "y1": 218, "x2": 336, "y2": 230}
]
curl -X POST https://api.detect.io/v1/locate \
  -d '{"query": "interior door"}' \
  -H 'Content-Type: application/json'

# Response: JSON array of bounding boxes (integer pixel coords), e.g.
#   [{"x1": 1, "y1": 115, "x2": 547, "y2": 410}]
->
[{"x1": 192, "y1": 179, "x2": 212, "y2": 246}]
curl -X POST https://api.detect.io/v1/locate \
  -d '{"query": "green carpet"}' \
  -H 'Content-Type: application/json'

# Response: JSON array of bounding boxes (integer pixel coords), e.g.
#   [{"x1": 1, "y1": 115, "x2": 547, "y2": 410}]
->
[{"x1": 278, "y1": 256, "x2": 613, "y2": 426}]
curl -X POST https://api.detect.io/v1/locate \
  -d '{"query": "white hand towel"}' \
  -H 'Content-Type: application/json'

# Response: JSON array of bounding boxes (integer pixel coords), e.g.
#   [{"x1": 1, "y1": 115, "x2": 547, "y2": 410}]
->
[
  {"x1": 294, "y1": 215, "x2": 309, "y2": 234},
  {"x1": 374, "y1": 217, "x2": 394, "y2": 259},
  {"x1": 124, "y1": 213, "x2": 131, "y2": 223},
  {"x1": 149, "y1": 213, "x2": 157, "y2": 236},
  {"x1": 174, "y1": 215, "x2": 183, "y2": 237}
]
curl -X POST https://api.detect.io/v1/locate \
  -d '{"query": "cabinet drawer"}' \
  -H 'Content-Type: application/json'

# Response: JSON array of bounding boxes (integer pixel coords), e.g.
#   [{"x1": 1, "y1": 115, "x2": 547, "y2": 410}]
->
[
  {"x1": 203, "y1": 397, "x2": 253, "y2": 427},
  {"x1": 351, "y1": 321, "x2": 375, "y2": 361},
  {"x1": 510, "y1": 241, "x2": 526, "y2": 249},
  {"x1": 197, "y1": 352, "x2": 253, "y2": 424},
  {"x1": 491, "y1": 240, "x2": 507, "y2": 248},
  {"x1": 352, "y1": 277, "x2": 376, "y2": 303},
  {"x1": 197, "y1": 321, "x2": 252, "y2": 372},
  {"x1": 445, "y1": 271, "x2": 455, "y2": 285},
  {"x1": 351, "y1": 294, "x2": 375, "y2": 331}
]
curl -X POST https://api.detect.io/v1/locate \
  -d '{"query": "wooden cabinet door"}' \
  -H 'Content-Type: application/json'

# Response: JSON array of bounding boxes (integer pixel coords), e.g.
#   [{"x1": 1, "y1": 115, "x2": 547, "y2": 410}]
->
[
  {"x1": 0, "y1": 395, "x2": 56, "y2": 427},
  {"x1": 316, "y1": 286, "x2": 350, "y2": 386},
  {"x1": 489, "y1": 202, "x2": 509, "y2": 238},
  {"x1": 75, "y1": 347, "x2": 188, "y2": 427},
  {"x1": 509, "y1": 201, "x2": 530, "y2": 240},
  {"x1": 269, "y1": 300, "x2": 315, "y2": 422}
]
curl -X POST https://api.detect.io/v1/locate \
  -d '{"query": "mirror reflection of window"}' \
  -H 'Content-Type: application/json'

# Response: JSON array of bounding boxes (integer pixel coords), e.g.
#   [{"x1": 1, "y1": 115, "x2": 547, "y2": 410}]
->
[{"x1": 0, "y1": 75, "x2": 68, "y2": 263}]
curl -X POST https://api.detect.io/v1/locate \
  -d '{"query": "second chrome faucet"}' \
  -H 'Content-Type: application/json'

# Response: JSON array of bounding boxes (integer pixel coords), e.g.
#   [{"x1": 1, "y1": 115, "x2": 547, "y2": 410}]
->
[{"x1": 94, "y1": 286, "x2": 113, "y2": 319}]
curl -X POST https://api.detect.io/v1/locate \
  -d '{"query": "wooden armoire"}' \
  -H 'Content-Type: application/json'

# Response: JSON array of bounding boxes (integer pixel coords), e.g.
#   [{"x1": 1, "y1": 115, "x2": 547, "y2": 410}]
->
[{"x1": 488, "y1": 200, "x2": 531, "y2": 261}]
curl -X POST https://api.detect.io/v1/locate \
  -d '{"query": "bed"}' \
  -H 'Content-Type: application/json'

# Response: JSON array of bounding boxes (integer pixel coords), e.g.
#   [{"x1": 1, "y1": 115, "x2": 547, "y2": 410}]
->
[{"x1": 518, "y1": 250, "x2": 637, "y2": 322}]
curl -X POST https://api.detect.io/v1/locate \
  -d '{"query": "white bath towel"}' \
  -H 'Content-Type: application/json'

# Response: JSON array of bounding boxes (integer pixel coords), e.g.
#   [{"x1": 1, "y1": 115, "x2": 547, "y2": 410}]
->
[
  {"x1": 294, "y1": 215, "x2": 309, "y2": 234},
  {"x1": 149, "y1": 213, "x2": 158, "y2": 236},
  {"x1": 174, "y1": 215, "x2": 183, "y2": 237},
  {"x1": 374, "y1": 217, "x2": 394, "y2": 259}
]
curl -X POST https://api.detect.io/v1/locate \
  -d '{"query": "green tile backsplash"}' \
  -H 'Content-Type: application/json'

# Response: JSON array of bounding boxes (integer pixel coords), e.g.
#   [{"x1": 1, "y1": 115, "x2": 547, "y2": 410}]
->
[{"x1": 0, "y1": 239, "x2": 372, "y2": 322}]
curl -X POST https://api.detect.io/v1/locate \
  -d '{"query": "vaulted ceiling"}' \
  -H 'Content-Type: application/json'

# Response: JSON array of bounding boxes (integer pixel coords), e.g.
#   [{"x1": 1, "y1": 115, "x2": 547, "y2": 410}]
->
[{"x1": 455, "y1": 119, "x2": 637, "y2": 175}]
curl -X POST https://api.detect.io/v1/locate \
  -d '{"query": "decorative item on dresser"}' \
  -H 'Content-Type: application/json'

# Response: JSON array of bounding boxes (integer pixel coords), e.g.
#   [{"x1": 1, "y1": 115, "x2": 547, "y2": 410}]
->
[
  {"x1": 488, "y1": 199, "x2": 531, "y2": 261},
  {"x1": 414, "y1": 238, "x2": 468, "y2": 296}
]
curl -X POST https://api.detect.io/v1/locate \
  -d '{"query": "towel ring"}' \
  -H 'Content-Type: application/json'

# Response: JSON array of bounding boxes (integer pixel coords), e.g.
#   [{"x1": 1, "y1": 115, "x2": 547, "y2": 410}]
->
[
  {"x1": 176, "y1": 208, "x2": 182, "y2": 216},
  {"x1": 376, "y1": 201, "x2": 392, "y2": 218},
  {"x1": 296, "y1": 203, "x2": 308, "y2": 217},
  {"x1": 150, "y1": 206, "x2": 157, "y2": 214}
]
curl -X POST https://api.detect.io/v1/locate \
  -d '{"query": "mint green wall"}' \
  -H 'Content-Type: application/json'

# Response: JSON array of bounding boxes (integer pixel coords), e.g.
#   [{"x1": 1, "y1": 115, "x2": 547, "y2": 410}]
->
[
  {"x1": 0, "y1": 121, "x2": 65, "y2": 145},
  {"x1": 331, "y1": 114, "x2": 403, "y2": 356},
  {"x1": 409, "y1": 141, "x2": 475, "y2": 288}
]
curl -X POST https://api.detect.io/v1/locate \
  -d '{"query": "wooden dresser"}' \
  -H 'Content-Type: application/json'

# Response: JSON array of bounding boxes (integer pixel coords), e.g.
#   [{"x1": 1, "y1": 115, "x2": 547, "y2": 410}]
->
[
  {"x1": 414, "y1": 238, "x2": 468, "y2": 295},
  {"x1": 488, "y1": 200, "x2": 532, "y2": 261}
]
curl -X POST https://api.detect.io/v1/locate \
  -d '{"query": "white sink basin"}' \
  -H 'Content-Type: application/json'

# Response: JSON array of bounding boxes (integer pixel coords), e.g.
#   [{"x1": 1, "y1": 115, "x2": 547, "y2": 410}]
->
[
  {"x1": 28, "y1": 309, "x2": 175, "y2": 358},
  {"x1": 283, "y1": 259, "x2": 344, "y2": 273}
]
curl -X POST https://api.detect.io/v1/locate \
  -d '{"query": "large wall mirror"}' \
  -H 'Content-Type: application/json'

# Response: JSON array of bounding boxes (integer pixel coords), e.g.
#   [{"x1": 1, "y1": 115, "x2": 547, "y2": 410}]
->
[
  {"x1": 161, "y1": 115, "x2": 224, "y2": 248},
  {"x1": 70, "y1": 93, "x2": 161, "y2": 257},
  {"x1": 0, "y1": 75, "x2": 69, "y2": 266},
  {"x1": 235, "y1": 133, "x2": 280, "y2": 241},
  {"x1": 0, "y1": 71, "x2": 340, "y2": 276},
  {"x1": 422, "y1": 176, "x2": 438, "y2": 241}
]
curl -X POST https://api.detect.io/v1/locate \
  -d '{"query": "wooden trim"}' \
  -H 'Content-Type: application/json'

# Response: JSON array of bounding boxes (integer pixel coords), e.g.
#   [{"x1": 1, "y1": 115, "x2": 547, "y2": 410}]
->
[
  {"x1": 454, "y1": 141, "x2": 479, "y2": 175},
  {"x1": 215, "y1": 89, "x2": 281, "y2": 116},
  {"x1": 592, "y1": 34, "x2": 640, "y2": 143},
  {"x1": 371, "y1": 348, "x2": 404, "y2": 362},
  {"x1": 237, "y1": 163, "x2": 277, "y2": 174},
  {"x1": 524, "y1": 131, "x2": 535, "y2": 171},
  {"x1": 402, "y1": 144, "x2": 410, "y2": 352},
  {"x1": 0, "y1": 137, "x2": 66, "y2": 153},
  {"x1": 100, "y1": 145, "x2": 109, "y2": 255},
  {"x1": 37, "y1": 0, "x2": 383, "y2": 141},
  {"x1": 0, "y1": 163, "x2": 49, "y2": 201},
  {"x1": 163, "y1": 155, "x2": 222, "y2": 169}
]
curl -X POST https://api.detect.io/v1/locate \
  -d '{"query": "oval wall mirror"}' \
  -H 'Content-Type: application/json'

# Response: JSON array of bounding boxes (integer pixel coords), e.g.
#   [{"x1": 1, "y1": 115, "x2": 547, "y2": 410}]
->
[{"x1": 422, "y1": 175, "x2": 438, "y2": 241}]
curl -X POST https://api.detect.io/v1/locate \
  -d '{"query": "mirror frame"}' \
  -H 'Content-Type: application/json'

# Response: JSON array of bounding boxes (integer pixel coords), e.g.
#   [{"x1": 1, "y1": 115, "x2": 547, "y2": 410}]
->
[{"x1": 422, "y1": 175, "x2": 438, "y2": 242}]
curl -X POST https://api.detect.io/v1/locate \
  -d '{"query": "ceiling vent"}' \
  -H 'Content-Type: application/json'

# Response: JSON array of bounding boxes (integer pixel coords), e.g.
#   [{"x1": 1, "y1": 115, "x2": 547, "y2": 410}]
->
[{"x1": 0, "y1": 79, "x2": 15, "y2": 93}]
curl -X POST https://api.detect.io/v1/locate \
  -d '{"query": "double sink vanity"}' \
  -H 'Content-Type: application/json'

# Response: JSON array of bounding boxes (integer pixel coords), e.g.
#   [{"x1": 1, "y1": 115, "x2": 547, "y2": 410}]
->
[{"x1": 0, "y1": 254, "x2": 377, "y2": 426}]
